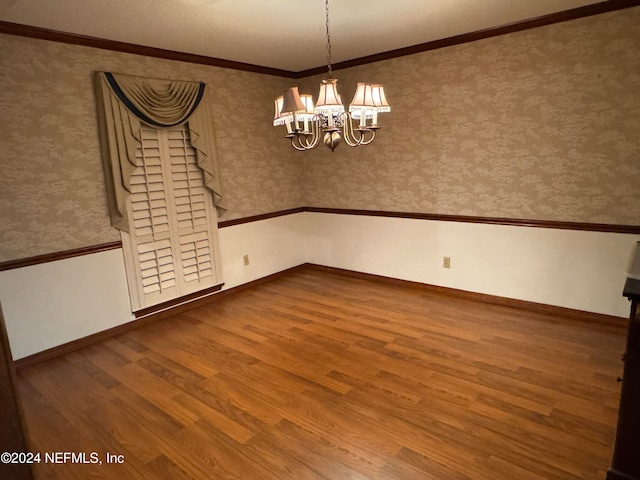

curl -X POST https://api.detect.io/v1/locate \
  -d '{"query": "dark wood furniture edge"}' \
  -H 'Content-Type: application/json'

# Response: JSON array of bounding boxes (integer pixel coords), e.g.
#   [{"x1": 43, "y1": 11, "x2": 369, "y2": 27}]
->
[
  {"x1": 3, "y1": 209, "x2": 638, "y2": 271},
  {"x1": 13, "y1": 265, "x2": 307, "y2": 371},
  {"x1": 2, "y1": 0, "x2": 638, "y2": 79},
  {"x1": 606, "y1": 274, "x2": 640, "y2": 480},
  {"x1": 606, "y1": 469, "x2": 639, "y2": 480},
  {"x1": 0, "y1": 303, "x2": 34, "y2": 479},
  {"x1": 13, "y1": 262, "x2": 626, "y2": 371}
]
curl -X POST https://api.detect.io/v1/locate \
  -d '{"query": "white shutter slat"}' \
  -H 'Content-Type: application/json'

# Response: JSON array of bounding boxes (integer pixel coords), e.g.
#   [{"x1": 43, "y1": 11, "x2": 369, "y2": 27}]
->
[
  {"x1": 143, "y1": 284, "x2": 161, "y2": 295},
  {"x1": 141, "y1": 267, "x2": 159, "y2": 279}
]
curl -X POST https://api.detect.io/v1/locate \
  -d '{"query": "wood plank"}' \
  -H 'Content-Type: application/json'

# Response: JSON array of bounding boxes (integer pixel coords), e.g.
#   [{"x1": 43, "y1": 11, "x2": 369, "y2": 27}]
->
[{"x1": 15, "y1": 266, "x2": 624, "y2": 479}]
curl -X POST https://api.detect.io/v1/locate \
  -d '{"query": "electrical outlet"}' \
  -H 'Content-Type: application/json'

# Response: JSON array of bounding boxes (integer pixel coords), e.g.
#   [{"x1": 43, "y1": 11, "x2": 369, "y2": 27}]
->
[
  {"x1": 243, "y1": 254, "x2": 250, "y2": 266},
  {"x1": 443, "y1": 256, "x2": 451, "y2": 269}
]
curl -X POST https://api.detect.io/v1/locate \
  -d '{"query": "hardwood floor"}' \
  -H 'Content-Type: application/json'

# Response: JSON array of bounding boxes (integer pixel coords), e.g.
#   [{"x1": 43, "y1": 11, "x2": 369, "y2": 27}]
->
[{"x1": 15, "y1": 266, "x2": 625, "y2": 479}]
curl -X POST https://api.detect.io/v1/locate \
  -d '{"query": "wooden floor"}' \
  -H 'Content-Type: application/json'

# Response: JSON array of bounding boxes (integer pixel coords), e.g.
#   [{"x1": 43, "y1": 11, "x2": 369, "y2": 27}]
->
[{"x1": 16, "y1": 266, "x2": 625, "y2": 480}]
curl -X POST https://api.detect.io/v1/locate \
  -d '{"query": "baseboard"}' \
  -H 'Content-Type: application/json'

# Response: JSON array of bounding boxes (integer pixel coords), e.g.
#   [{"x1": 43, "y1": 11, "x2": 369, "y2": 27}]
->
[
  {"x1": 13, "y1": 264, "x2": 307, "y2": 371},
  {"x1": 304, "y1": 263, "x2": 627, "y2": 330},
  {"x1": 14, "y1": 262, "x2": 626, "y2": 370}
]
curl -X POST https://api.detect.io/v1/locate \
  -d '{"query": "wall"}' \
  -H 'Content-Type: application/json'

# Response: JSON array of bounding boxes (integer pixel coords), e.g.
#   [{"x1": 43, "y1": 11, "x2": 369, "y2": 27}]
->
[
  {"x1": 2, "y1": 209, "x2": 637, "y2": 359},
  {"x1": 0, "y1": 213, "x2": 308, "y2": 360},
  {"x1": 304, "y1": 212, "x2": 639, "y2": 319},
  {"x1": 0, "y1": 34, "x2": 301, "y2": 262},
  {"x1": 1, "y1": 8, "x2": 639, "y2": 359},
  {"x1": 0, "y1": 248, "x2": 133, "y2": 360},
  {"x1": 299, "y1": 7, "x2": 640, "y2": 226}
]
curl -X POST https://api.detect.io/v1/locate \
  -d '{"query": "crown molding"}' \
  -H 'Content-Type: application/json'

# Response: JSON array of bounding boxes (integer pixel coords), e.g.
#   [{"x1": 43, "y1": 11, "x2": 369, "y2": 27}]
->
[
  {"x1": 0, "y1": 21, "x2": 297, "y2": 78},
  {"x1": 2, "y1": 0, "x2": 639, "y2": 78},
  {"x1": 295, "y1": 0, "x2": 640, "y2": 77}
]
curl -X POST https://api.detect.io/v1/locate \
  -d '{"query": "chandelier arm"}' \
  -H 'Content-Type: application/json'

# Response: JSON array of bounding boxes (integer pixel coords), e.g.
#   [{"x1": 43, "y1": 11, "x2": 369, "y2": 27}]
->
[
  {"x1": 341, "y1": 113, "x2": 365, "y2": 147},
  {"x1": 289, "y1": 136, "x2": 309, "y2": 151},
  {"x1": 305, "y1": 121, "x2": 321, "y2": 149},
  {"x1": 290, "y1": 133, "x2": 315, "y2": 151},
  {"x1": 289, "y1": 120, "x2": 322, "y2": 150},
  {"x1": 358, "y1": 129, "x2": 377, "y2": 145}
]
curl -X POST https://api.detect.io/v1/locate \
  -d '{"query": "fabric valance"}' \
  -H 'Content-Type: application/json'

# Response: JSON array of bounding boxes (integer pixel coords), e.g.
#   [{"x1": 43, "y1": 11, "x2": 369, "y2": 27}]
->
[{"x1": 95, "y1": 71, "x2": 224, "y2": 232}]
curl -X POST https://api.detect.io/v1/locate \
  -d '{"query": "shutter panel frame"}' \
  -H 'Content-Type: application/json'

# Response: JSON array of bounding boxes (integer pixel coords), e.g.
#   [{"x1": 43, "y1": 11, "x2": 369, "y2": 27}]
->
[{"x1": 120, "y1": 126, "x2": 222, "y2": 312}]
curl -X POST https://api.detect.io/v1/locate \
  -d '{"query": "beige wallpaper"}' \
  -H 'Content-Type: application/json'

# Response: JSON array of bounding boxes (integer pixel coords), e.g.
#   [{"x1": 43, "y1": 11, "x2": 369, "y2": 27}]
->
[
  {"x1": 299, "y1": 7, "x2": 640, "y2": 225},
  {"x1": 1, "y1": 7, "x2": 639, "y2": 262},
  {"x1": 0, "y1": 35, "x2": 302, "y2": 262}
]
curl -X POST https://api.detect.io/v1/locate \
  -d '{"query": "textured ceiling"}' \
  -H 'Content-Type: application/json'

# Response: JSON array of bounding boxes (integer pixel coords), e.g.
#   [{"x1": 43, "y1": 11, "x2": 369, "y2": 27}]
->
[{"x1": 0, "y1": 0, "x2": 607, "y2": 71}]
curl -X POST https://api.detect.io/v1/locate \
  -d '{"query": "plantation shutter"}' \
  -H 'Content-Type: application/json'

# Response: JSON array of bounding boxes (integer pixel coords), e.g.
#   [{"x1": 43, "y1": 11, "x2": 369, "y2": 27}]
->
[
  {"x1": 121, "y1": 126, "x2": 222, "y2": 312},
  {"x1": 95, "y1": 71, "x2": 225, "y2": 232}
]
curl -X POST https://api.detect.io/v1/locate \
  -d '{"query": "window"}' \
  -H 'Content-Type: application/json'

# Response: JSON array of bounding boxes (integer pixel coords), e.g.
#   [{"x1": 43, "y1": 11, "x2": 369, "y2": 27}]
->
[{"x1": 121, "y1": 126, "x2": 222, "y2": 312}]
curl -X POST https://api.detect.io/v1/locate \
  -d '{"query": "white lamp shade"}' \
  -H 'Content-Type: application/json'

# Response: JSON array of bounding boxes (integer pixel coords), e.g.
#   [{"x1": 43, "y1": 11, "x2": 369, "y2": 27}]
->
[
  {"x1": 349, "y1": 82, "x2": 378, "y2": 120},
  {"x1": 371, "y1": 84, "x2": 391, "y2": 112},
  {"x1": 298, "y1": 94, "x2": 316, "y2": 121},
  {"x1": 350, "y1": 83, "x2": 376, "y2": 109},
  {"x1": 300, "y1": 94, "x2": 315, "y2": 112},
  {"x1": 273, "y1": 96, "x2": 285, "y2": 125},
  {"x1": 315, "y1": 78, "x2": 345, "y2": 114}
]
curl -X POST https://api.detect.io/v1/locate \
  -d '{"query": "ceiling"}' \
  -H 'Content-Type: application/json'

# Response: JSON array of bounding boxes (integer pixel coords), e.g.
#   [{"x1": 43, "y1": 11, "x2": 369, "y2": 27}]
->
[{"x1": 0, "y1": 0, "x2": 608, "y2": 72}]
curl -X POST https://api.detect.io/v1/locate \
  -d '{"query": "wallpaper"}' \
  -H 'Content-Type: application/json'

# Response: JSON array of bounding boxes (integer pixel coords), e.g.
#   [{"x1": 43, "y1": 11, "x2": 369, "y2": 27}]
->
[
  {"x1": 0, "y1": 35, "x2": 302, "y2": 262},
  {"x1": 299, "y1": 7, "x2": 640, "y2": 226},
  {"x1": 1, "y1": 7, "x2": 639, "y2": 262}
]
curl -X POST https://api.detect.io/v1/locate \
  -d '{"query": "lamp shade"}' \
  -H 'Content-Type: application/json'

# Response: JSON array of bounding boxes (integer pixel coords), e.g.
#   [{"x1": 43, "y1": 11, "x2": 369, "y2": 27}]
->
[
  {"x1": 298, "y1": 94, "x2": 316, "y2": 121},
  {"x1": 273, "y1": 96, "x2": 288, "y2": 126},
  {"x1": 349, "y1": 83, "x2": 377, "y2": 119},
  {"x1": 315, "y1": 78, "x2": 345, "y2": 114},
  {"x1": 281, "y1": 87, "x2": 306, "y2": 114},
  {"x1": 371, "y1": 84, "x2": 390, "y2": 112},
  {"x1": 350, "y1": 83, "x2": 376, "y2": 109}
]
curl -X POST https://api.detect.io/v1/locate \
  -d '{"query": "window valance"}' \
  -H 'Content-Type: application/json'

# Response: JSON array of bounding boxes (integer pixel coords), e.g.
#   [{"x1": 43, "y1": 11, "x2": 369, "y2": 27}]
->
[{"x1": 95, "y1": 71, "x2": 224, "y2": 232}]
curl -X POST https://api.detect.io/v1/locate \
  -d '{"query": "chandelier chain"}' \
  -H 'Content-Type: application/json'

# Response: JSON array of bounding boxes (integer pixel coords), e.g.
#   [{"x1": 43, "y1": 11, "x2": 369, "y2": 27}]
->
[{"x1": 325, "y1": 0, "x2": 332, "y2": 78}]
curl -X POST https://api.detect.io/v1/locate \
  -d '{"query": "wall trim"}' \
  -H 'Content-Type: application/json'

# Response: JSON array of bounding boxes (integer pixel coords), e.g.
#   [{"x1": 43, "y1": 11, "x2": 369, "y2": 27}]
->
[
  {"x1": 2, "y1": 1, "x2": 639, "y2": 78},
  {"x1": 304, "y1": 207, "x2": 640, "y2": 234},
  {"x1": 0, "y1": 241, "x2": 123, "y2": 272},
  {"x1": 305, "y1": 264, "x2": 628, "y2": 329},
  {"x1": 13, "y1": 262, "x2": 626, "y2": 370},
  {"x1": 13, "y1": 264, "x2": 307, "y2": 371},
  {"x1": 297, "y1": 0, "x2": 640, "y2": 76},
  {"x1": 218, "y1": 207, "x2": 305, "y2": 228},
  {"x1": 0, "y1": 21, "x2": 296, "y2": 78},
  {"x1": 3, "y1": 208, "x2": 638, "y2": 271}
]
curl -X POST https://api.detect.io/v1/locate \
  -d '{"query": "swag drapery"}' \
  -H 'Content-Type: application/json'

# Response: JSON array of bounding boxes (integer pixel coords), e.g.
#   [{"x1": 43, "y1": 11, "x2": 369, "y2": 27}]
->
[{"x1": 95, "y1": 71, "x2": 224, "y2": 232}]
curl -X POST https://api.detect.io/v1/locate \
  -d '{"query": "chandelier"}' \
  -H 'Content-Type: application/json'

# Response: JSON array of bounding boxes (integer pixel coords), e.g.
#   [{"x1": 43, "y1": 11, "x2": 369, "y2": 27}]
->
[{"x1": 273, "y1": 0, "x2": 390, "y2": 151}]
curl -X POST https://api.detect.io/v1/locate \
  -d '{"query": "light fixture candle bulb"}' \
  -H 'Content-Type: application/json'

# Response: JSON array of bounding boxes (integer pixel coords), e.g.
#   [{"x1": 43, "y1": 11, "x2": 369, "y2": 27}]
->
[{"x1": 300, "y1": 94, "x2": 315, "y2": 133}]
